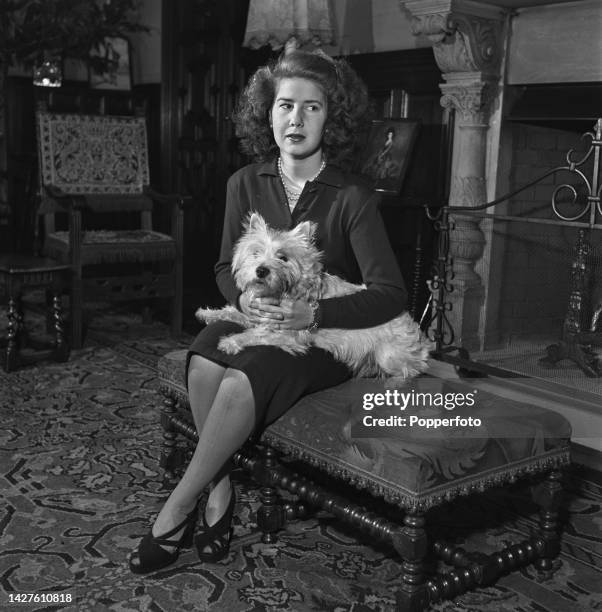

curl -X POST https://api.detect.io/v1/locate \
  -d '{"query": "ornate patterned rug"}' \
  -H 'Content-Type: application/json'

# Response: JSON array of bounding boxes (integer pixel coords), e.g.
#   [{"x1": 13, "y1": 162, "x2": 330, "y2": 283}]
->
[{"x1": 1, "y1": 307, "x2": 601, "y2": 611}]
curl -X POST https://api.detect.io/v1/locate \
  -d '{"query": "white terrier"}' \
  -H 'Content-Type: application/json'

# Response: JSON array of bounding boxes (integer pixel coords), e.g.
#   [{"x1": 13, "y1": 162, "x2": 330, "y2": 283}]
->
[{"x1": 197, "y1": 213, "x2": 431, "y2": 382}]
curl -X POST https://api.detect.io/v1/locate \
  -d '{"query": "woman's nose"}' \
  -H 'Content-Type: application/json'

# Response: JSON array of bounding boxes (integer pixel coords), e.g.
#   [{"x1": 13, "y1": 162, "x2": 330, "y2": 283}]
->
[{"x1": 289, "y1": 110, "x2": 303, "y2": 127}]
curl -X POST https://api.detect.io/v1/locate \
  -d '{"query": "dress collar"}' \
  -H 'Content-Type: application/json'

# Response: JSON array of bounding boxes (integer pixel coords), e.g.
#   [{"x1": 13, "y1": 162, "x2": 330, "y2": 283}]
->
[{"x1": 257, "y1": 159, "x2": 343, "y2": 188}]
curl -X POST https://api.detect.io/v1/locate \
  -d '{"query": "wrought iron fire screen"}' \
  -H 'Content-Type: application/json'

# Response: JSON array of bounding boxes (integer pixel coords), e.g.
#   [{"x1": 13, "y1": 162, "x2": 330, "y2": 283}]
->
[{"x1": 425, "y1": 119, "x2": 602, "y2": 382}]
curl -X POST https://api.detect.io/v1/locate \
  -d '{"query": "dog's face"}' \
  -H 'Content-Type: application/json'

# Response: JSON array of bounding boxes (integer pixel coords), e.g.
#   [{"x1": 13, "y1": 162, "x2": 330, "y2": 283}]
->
[{"x1": 232, "y1": 213, "x2": 322, "y2": 299}]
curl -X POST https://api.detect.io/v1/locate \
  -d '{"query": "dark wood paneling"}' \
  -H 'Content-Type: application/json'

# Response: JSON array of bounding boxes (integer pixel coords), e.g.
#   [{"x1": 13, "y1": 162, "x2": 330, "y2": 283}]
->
[
  {"x1": 348, "y1": 49, "x2": 451, "y2": 317},
  {"x1": 161, "y1": 0, "x2": 270, "y2": 302},
  {"x1": 347, "y1": 48, "x2": 443, "y2": 96}
]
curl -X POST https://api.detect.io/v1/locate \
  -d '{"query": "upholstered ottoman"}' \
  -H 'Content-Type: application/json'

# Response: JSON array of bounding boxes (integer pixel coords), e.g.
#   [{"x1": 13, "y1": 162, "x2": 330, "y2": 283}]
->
[{"x1": 158, "y1": 349, "x2": 571, "y2": 611}]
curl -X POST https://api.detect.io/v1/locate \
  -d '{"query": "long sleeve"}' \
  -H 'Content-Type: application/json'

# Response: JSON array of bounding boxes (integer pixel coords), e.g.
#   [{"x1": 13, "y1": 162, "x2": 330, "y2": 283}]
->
[
  {"x1": 318, "y1": 192, "x2": 407, "y2": 329},
  {"x1": 214, "y1": 175, "x2": 245, "y2": 306},
  {"x1": 213, "y1": 163, "x2": 408, "y2": 328}
]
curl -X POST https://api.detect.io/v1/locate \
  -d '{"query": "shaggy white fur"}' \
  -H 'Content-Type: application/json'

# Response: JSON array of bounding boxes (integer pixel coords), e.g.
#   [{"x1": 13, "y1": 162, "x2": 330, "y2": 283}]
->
[{"x1": 197, "y1": 213, "x2": 432, "y2": 383}]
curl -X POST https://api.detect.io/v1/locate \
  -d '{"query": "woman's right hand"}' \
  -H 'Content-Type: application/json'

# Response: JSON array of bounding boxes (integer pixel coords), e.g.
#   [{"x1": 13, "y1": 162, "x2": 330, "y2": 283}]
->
[{"x1": 239, "y1": 292, "x2": 282, "y2": 325}]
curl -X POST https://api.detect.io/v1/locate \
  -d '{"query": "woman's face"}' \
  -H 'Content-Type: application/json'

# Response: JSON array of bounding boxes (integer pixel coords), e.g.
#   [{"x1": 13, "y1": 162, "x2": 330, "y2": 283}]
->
[{"x1": 270, "y1": 77, "x2": 327, "y2": 161}]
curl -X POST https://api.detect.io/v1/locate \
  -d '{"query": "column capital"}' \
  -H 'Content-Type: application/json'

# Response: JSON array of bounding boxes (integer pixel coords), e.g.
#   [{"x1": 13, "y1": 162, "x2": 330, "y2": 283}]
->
[
  {"x1": 400, "y1": 0, "x2": 506, "y2": 75},
  {"x1": 439, "y1": 71, "x2": 498, "y2": 122}
]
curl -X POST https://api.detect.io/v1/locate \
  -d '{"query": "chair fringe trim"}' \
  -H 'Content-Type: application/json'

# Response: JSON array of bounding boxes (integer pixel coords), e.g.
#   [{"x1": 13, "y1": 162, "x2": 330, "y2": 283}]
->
[
  {"x1": 158, "y1": 384, "x2": 571, "y2": 514},
  {"x1": 260, "y1": 432, "x2": 571, "y2": 513}
]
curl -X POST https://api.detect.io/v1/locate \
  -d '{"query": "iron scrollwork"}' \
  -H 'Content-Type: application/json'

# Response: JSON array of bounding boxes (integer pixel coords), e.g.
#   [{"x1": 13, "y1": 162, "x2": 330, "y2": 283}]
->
[
  {"x1": 551, "y1": 119, "x2": 602, "y2": 225},
  {"x1": 425, "y1": 119, "x2": 602, "y2": 374},
  {"x1": 423, "y1": 205, "x2": 455, "y2": 351}
]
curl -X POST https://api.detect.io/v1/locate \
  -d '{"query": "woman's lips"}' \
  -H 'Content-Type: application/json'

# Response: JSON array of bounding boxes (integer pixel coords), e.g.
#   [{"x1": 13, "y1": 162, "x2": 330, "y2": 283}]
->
[{"x1": 286, "y1": 134, "x2": 305, "y2": 142}]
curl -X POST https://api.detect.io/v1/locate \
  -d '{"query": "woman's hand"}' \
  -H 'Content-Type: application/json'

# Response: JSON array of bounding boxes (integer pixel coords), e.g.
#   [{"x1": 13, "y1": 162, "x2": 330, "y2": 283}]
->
[
  {"x1": 239, "y1": 294, "x2": 313, "y2": 330},
  {"x1": 275, "y1": 298, "x2": 314, "y2": 330}
]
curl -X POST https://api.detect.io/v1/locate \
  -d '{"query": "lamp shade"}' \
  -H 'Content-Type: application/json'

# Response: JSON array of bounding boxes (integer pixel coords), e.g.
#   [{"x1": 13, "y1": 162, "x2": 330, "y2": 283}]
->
[{"x1": 243, "y1": 0, "x2": 336, "y2": 50}]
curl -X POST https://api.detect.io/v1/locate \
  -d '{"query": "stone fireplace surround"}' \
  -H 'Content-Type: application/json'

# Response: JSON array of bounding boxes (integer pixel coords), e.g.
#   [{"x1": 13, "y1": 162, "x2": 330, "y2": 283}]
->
[{"x1": 400, "y1": 0, "x2": 602, "y2": 455}]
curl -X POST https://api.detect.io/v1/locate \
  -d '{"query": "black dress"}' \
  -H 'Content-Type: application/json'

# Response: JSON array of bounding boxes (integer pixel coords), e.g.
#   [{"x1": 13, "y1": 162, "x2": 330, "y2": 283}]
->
[{"x1": 188, "y1": 161, "x2": 407, "y2": 432}]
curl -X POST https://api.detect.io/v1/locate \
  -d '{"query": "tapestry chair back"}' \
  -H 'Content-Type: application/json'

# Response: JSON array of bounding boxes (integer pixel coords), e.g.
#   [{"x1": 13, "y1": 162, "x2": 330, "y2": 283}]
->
[{"x1": 36, "y1": 111, "x2": 184, "y2": 348}]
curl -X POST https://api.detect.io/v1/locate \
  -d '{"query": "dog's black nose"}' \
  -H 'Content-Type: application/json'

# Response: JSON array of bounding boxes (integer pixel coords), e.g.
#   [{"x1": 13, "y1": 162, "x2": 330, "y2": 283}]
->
[{"x1": 255, "y1": 266, "x2": 270, "y2": 279}]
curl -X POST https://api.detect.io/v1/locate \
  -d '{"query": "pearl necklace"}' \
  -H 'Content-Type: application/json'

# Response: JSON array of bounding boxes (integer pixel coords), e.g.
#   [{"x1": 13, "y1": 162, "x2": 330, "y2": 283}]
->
[{"x1": 278, "y1": 157, "x2": 326, "y2": 211}]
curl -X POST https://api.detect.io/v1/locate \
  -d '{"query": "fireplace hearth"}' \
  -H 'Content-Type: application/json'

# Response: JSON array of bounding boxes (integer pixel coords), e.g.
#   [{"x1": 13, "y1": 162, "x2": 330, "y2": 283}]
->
[{"x1": 427, "y1": 119, "x2": 602, "y2": 401}]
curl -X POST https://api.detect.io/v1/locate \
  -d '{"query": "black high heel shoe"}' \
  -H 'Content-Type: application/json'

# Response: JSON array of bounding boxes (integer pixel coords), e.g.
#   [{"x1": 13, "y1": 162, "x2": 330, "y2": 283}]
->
[
  {"x1": 129, "y1": 506, "x2": 198, "y2": 574},
  {"x1": 195, "y1": 486, "x2": 236, "y2": 562}
]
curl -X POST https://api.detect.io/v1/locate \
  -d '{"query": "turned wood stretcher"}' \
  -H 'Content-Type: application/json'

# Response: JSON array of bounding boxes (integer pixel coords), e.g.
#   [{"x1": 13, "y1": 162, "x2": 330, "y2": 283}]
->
[{"x1": 157, "y1": 349, "x2": 571, "y2": 611}]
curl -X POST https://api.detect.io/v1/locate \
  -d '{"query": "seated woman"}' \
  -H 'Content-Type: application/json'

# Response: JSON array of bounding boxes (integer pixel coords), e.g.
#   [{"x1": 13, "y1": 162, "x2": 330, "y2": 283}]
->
[{"x1": 129, "y1": 46, "x2": 407, "y2": 574}]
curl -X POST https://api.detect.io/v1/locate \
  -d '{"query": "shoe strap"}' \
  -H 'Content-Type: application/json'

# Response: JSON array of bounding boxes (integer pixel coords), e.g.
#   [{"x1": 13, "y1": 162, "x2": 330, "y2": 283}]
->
[
  {"x1": 153, "y1": 507, "x2": 197, "y2": 545},
  {"x1": 197, "y1": 488, "x2": 235, "y2": 547}
]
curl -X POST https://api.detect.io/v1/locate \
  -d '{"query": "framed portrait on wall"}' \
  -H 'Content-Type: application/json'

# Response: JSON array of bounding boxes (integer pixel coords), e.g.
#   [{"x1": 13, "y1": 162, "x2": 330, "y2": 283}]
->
[
  {"x1": 89, "y1": 37, "x2": 132, "y2": 90},
  {"x1": 358, "y1": 119, "x2": 420, "y2": 194}
]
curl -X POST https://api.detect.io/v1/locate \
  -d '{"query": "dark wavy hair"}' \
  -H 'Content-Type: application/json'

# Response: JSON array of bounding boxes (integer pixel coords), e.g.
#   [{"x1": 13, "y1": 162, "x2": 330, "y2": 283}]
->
[{"x1": 233, "y1": 48, "x2": 371, "y2": 168}]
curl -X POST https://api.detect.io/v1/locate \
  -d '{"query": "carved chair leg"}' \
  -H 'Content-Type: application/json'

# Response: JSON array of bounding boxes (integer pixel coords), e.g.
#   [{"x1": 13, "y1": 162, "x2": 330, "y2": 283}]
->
[
  {"x1": 5, "y1": 296, "x2": 20, "y2": 372},
  {"x1": 52, "y1": 283, "x2": 69, "y2": 362},
  {"x1": 392, "y1": 511, "x2": 429, "y2": 612},
  {"x1": 257, "y1": 445, "x2": 285, "y2": 544},
  {"x1": 531, "y1": 469, "x2": 564, "y2": 577},
  {"x1": 160, "y1": 394, "x2": 180, "y2": 481},
  {"x1": 283, "y1": 500, "x2": 310, "y2": 522},
  {"x1": 15, "y1": 295, "x2": 27, "y2": 350}
]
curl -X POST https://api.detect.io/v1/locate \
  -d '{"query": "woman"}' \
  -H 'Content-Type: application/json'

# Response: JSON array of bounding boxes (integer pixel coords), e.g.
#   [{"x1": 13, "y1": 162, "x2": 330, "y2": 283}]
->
[{"x1": 129, "y1": 47, "x2": 407, "y2": 574}]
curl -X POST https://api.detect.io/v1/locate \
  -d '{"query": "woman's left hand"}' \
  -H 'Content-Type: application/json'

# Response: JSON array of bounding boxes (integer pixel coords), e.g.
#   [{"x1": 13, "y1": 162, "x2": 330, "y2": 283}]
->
[
  {"x1": 277, "y1": 298, "x2": 314, "y2": 330},
  {"x1": 252, "y1": 297, "x2": 313, "y2": 330}
]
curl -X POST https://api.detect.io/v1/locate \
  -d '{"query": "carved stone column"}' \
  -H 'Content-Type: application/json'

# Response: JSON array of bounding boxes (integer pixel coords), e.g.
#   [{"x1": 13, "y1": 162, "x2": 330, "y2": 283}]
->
[{"x1": 401, "y1": 0, "x2": 505, "y2": 350}]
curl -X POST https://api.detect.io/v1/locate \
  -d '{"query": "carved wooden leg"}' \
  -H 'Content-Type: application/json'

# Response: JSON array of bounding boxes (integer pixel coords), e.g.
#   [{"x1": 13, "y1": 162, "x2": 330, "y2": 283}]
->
[
  {"x1": 52, "y1": 290, "x2": 69, "y2": 362},
  {"x1": 71, "y1": 276, "x2": 83, "y2": 350},
  {"x1": 283, "y1": 500, "x2": 310, "y2": 522},
  {"x1": 15, "y1": 295, "x2": 26, "y2": 350},
  {"x1": 257, "y1": 445, "x2": 285, "y2": 544},
  {"x1": 532, "y1": 469, "x2": 564, "y2": 577},
  {"x1": 392, "y1": 511, "x2": 429, "y2": 612},
  {"x1": 159, "y1": 394, "x2": 179, "y2": 481},
  {"x1": 69, "y1": 209, "x2": 84, "y2": 349},
  {"x1": 5, "y1": 296, "x2": 20, "y2": 372}
]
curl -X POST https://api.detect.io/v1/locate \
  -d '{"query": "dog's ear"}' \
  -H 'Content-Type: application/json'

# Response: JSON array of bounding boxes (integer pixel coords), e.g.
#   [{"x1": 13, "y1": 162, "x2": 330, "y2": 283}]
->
[
  {"x1": 292, "y1": 221, "x2": 316, "y2": 243},
  {"x1": 247, "y1": 212, "x2": 266, "y2": 232}
]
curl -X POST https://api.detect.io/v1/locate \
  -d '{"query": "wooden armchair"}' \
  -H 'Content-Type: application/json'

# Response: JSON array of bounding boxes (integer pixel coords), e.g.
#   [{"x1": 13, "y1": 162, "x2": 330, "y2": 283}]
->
[{"x1": 35, "y1": 110, "x2": 187, "y2": 348}]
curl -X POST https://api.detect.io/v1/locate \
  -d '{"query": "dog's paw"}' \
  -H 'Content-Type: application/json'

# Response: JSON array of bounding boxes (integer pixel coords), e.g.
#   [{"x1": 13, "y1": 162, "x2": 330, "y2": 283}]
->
[
  {"x1": 218, "y1": 335, "x2": 244, "y2": 354},
  {"x1": 196, "y1": 307, "x2": 219, "y2": 323},
  {"x1": 196, "y1": 306, "x2": 252, "y2": 328}
]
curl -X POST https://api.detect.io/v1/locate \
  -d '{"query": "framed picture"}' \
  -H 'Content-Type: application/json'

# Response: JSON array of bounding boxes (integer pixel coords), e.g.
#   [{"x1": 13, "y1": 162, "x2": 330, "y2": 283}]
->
[
  {"x1": 89, "y1": 37, "x2": 132, "y2": 90},
  {"x1": 358, "y1": 119, "x2": 420, "y2": 194}
]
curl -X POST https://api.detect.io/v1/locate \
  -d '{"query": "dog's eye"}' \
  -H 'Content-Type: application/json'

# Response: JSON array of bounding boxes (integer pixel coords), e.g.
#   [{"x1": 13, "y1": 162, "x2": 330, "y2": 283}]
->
[{"x1": 277, "y1": 254, "x2": 288, "y2": 262}]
